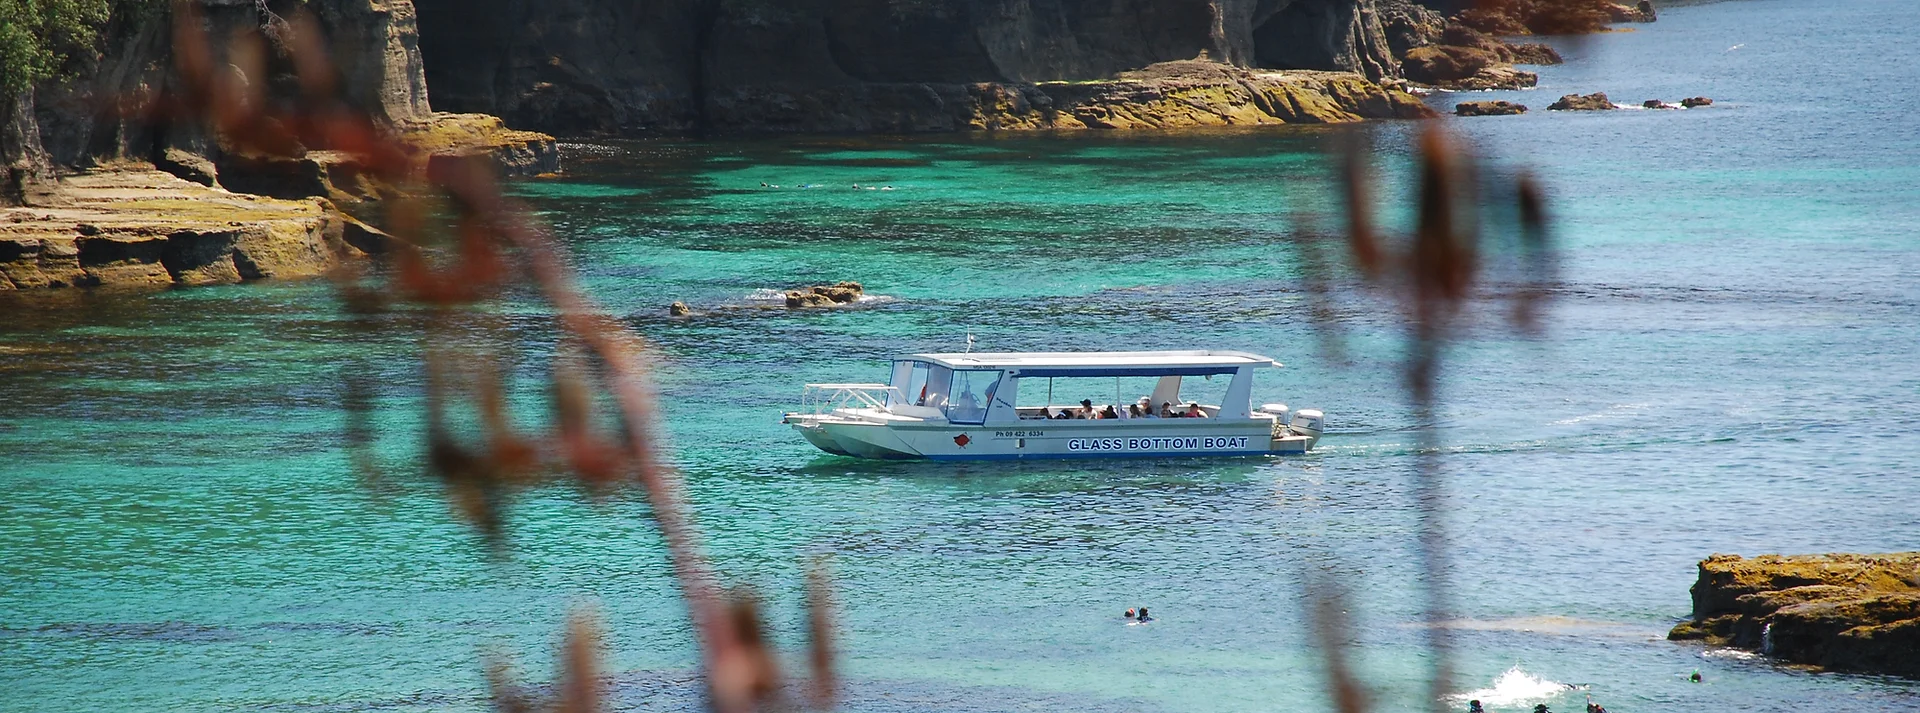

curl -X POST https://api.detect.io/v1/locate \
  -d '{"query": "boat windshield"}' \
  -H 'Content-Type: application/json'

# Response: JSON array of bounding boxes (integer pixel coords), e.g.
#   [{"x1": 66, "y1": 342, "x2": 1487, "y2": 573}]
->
[{"x1": 945, "y1": 369, "x2": 1001, "y2": 424}]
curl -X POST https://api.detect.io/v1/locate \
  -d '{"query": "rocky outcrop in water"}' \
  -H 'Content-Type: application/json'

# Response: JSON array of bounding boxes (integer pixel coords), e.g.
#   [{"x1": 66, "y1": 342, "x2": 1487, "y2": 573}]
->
[
  {"x1": 1668, "y1": 553, "x2": 1920, "y2": 679},
  {"x1": 1549, "y1": 92, "x2": 1616, "y2": 111},
  {"x1": 786, "y1": 282, "x2": 865, "y2": 308},
  {"x1": 1380, "y1": 3, "x2": 1558, "y2": 91},
  {"x1": 1681, "y1": 96, "x2": 1713, "y2": 108},
  {"x1": 1451, "y1": 0, "x2": 1655, "y2": 36},
  {"x1": 1455, "y1": 100, "x2": 1526, "y2": 116}
]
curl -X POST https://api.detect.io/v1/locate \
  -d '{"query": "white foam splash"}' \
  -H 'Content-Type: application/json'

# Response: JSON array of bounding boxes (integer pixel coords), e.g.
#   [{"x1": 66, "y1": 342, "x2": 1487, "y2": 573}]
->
[
  {"x1": 745, "y1": 288, "x2": 787, "y2": 304},
  {"x1": 1448, "y1": 666, "x2": 1576, "y2": 708},
  {"x1": 742, "y1": 289, "x2": 897, "y2": 306},
  {"x1": 1703, "y1": 647, "x2": 1760, "y2": 660},
  {"x1": 1549, "y1": 403, "x2": 1650, "y2": 426}
]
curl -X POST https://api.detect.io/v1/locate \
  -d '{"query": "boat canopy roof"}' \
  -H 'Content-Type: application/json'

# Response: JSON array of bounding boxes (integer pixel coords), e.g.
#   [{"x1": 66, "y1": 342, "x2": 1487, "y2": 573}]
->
[{"x1": 900, "y1": 350, "x2": 1277, "y2": 377}]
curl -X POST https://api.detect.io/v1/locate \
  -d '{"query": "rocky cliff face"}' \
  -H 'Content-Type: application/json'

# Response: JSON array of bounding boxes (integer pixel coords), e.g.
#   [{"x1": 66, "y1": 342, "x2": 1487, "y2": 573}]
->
[
  {"x1": 2, "y1": 0, "x2": 556, "y2": 289},
  {"x1": 32, "y1": 0, "x2": 435, "y2": 173},
  {"x1": 1670, "y1": 553, "x2": 1920, "y2": 679},
  {"x1": 414, "y1": 0, "x2": 1406, "y2": 134}
]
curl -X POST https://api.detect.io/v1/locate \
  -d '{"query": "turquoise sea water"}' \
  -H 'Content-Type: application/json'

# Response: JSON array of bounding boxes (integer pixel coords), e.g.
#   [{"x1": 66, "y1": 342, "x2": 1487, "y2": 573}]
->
[{"x1": 4, "y1": 1, "x2": 1920, "y2": 711}]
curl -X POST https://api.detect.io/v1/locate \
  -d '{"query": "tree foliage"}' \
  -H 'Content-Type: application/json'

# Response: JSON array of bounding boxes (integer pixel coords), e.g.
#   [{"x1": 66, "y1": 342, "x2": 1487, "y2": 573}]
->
[{"x1": 0, "y1": 0, "x2": 115, "y2": 97}]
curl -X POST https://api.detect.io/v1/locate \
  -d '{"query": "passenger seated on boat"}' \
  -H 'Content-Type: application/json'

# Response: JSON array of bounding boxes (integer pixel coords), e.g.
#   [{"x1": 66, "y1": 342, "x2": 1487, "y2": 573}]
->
[
  {"x1": 1029, "y1": 407, "x2": 1051, "y2": 420},
  {"x1": 1079, "y1": 399, "x2": 1096, "y2": 419},
  {"x1": 1101, "y1": 405, "x2": 1119, "y2": 419},
  {"x1": 1052, "y1": 408, "x2": 1074, "y2": 420},
  {"x1": 1186, "y1": 401, "x2": 1207, "y2": 418},
  {"x1": 1160, "y1": 402, "x2": 1175, "y2": 418},
  {"x1": 1125, "y1": 404, "x2": 1141, "y2": 419}
]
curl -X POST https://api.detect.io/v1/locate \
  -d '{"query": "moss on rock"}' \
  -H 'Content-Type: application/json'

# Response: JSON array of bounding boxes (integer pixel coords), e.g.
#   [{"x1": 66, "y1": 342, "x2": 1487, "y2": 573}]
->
[{"x1": 1670, "y1": 553, "x2": 1920, "y2": 679}]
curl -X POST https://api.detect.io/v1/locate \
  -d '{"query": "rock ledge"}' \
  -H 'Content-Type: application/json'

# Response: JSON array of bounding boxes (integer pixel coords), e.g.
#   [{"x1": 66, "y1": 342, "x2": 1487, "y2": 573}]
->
[
  {"x1": 1, "y1": 169, "x2": 351, "y2": 289},
  {"x1": 1669, "y1": 553, "x2": 1920, "y2": 679}
]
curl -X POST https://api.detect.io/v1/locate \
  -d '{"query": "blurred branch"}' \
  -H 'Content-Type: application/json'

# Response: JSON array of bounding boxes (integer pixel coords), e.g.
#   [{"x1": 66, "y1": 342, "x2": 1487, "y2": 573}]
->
[{"x1": 1315, "y1": 123, "x2": 1558, "y2": 712}]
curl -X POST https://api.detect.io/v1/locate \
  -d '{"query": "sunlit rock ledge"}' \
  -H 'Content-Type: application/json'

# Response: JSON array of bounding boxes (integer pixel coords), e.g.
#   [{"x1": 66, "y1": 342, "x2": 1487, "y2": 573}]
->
[
  {"x1": 1670, "y1": 552, "x2": 1920, "y2": 679},
  {"x1": 706, "y1": 61, "x2": 1436, "y2": 133},
  {"x1": 0, "y1": 169, "x2": 368, "y2": 290}
]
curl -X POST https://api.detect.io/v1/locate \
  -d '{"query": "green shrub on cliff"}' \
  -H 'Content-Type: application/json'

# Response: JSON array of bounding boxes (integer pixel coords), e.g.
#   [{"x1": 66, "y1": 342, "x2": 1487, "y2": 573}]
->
[{"x1": 0, "y1": 0, "x2": 116, "y2": 97}]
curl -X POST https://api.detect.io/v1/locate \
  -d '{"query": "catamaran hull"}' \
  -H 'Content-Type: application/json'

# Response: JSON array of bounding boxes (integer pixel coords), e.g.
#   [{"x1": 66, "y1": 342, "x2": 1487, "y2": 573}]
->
[{"x1": 792, "y1": 418, "x2": 1316, "y2": 460}]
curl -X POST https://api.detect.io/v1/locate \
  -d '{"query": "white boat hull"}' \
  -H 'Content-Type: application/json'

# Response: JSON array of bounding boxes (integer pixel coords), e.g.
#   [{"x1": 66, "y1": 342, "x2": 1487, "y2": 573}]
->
[{"x1": 786, "y1": 411, "x2": 1317, "y2": 461}]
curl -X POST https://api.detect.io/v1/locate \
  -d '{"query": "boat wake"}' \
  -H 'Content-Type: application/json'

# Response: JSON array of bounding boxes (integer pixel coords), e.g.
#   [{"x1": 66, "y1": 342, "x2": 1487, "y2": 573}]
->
[
  {"x1": 1548, "y1": 403, "x2": 1651, "y2": 426},
  {"x1": 1447, "y1": 666, "x2": 1582, "y2": 708}
]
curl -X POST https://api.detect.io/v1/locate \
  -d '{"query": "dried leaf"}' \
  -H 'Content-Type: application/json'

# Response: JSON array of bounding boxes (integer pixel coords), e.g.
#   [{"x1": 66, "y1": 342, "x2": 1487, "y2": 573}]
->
[
  {"x1": 806, "y1": 558, "x2": 838, "y2": 711},
  {"x1": 558, "y1": 610, "x2": 603, "y2": 713}
]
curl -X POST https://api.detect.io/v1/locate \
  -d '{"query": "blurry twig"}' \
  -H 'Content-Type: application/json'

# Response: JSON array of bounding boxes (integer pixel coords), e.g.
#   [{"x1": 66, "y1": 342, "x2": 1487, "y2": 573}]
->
[
  {"x1": 153, "y1": 4, "x2": 835, "y2": 711},
  {"x1": 1304, "y1": 123, "x2": 1557, "y2": 712}
]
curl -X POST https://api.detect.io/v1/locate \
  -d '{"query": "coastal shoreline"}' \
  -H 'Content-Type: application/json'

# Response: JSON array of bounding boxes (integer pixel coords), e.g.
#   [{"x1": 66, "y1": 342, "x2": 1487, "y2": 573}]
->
[{"x1": 0, "y1": 0, "x2": 1661, "y2": 291}]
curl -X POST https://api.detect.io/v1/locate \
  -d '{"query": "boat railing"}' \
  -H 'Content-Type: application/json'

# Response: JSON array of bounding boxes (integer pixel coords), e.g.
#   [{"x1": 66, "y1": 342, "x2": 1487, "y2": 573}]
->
[{"x1": 798, "y1": 383, "x2": 903, "y2": 415}]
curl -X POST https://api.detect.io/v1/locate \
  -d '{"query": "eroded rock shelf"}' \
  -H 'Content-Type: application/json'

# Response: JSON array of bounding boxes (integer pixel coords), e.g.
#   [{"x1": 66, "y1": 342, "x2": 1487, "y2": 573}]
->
[{"x1": 1670, "y1": 553, "x2": 1920, "y2": 679}]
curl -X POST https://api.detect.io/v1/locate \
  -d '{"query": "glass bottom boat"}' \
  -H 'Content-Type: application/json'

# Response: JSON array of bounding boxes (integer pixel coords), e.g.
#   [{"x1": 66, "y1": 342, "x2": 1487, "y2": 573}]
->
[{"x1": 781, "y1": 351, "x2": 1324, "y2": 460}]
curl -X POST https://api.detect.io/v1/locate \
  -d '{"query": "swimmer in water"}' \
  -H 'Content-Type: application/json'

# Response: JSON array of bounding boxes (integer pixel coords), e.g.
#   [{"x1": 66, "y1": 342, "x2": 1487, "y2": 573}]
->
[
  {"x1": 1534, "y1": 704, "x2": 1551, "y2": 713},
  {"x1": 1689, "y1": 671, "x2": 1702, "y2": 683},
  {"x1": 1468, "y1": 701, "x2": 1483, "y2": 713},
  {"x1": 1124, "y1": 608, "x2": 1136, "y2": 620},
  {"x1": 1135, "y1": 607, "x2": 1152, "y2": 623}
]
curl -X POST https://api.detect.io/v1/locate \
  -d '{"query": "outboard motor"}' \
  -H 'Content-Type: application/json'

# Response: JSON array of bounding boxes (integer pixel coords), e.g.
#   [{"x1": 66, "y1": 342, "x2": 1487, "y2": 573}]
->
[
  {"x1": 1255, "y1": 403, "x2": 1291, "y2": 422},
  {"x1": 1288, "y1": 409, "x2": 1325, "y2": 443}
]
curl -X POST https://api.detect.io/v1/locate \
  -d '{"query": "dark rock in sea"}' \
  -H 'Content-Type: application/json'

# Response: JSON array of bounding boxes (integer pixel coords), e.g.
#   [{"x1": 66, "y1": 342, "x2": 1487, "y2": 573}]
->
[
  {"x1": 1668, "y1": 553, "x2": 1920, "y2": 679},
  {"x1": 1434, "y1": 23, "x2": 1562, "y2": 66},
  {"x1": 1455, "y1": 100, "x2": 1527, "y2": 117},
  {"x1": 1403, "y1": 45, "x2": 1500, "y2": 84},
  {"x1": 785, "y1": 282, "x2": 865, "y2": 308},
  {"x1": 1682, "y1": 96, "x2": 1714, "y2": 108},
  {"x1": 1549, "y1": 93, "x2": 1616, "y2": 111},
  {"x1": 1643, "y1": 99, "x2": 1677, "y2": 109},
  {"x1": 1401, "y1": 40, "x2": 1537, "y2": 90},
  {"x1": 1458, "y1": 0, "x2": 1657, "y2": 35}
]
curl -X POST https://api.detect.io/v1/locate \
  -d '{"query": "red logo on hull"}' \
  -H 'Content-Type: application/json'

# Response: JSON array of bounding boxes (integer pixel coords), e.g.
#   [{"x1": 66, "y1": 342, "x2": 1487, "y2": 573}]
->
[{"x1": 953, "y1": 434, "x2": 971, "y2": 447}]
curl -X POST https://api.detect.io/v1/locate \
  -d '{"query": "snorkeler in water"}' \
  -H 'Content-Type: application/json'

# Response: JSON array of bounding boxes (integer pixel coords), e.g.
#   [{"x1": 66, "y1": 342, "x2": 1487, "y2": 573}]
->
[
  {"x1": 1468, "y1": 701, "x2": 1484, "y2": 713},
  {"x1": 1135, "y1": 607, "x2": 1152, "y2": 623}
]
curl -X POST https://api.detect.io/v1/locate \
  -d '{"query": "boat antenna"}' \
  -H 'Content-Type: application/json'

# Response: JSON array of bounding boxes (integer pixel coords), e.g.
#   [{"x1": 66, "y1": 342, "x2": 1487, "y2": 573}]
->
[{"x1": 965, "y1": 329, "x2": 975, "y2": 353}]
